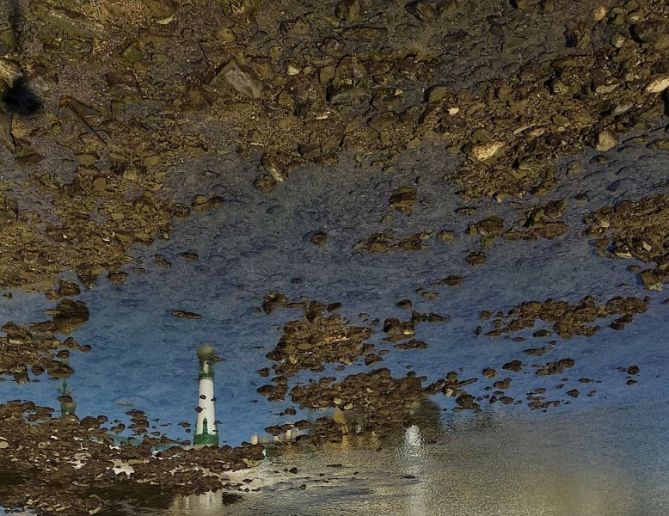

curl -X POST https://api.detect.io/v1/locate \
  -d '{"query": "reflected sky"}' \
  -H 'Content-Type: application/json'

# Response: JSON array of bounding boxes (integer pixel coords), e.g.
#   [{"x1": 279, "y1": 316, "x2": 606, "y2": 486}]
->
[{"x1": 0, "y1": 126, "x2": 668, "y2": 450}]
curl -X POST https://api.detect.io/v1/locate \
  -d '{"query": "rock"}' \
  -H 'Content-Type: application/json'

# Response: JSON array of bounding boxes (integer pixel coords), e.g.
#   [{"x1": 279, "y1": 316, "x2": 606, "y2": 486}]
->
[
  {"x1": 465, "y1": 251, "x2": 486, "y2": 266},
  {"x1": 437, "y1": 230, "x2": 455, "y2": 242},
  {"x1": 646, "y1": 76, "x2": 669, "y2": 94},
  {"x1": 405, "y1": 1, "x2": 437, "y2": 21},
  {"x1": 212, "y1": 60, "x2": 263, "y2": 99},
  {"x1": 56, "y1": 280, "x2": 80, "y2": 297},
  {"x1": 143, "y1": 0, "x2": 177, "y2": 19},
  {"x1": 0, "y1": 58, "x2": 22, "y2": 93},
  {"x1": 191, "y1": 195, "x2": 223, "y2": 211},
  {"x1": 439, "y1": 275, "x2": 463, "y2": 287},
  {"x1": 310, "y1": 231, "x2": 328, "y2": 246},
  {"x1": 502, "y1": 360, "x2": 522, "y2": 372},
  {"x1": 469, "y1": 141, "x2": 504, "y2": 161},
  {"x1": 389, "y1": 186, "x2": 417, "y2": 215},
  {"x1": 335, "y1": 0, "x2": 361, "y2": 22},
  {"x1": 482, "y1": 368, "x2": 496, "y2": 379},
  {"x1": 424, "y1": 85, "x2": 448, "y2": 103},
  {"x1": 107, "y1": 271, "x2": 128, "y2": 284},
  {"x1": 627, "y1": 365, "x2": 640, "y2": 375},
  {"x1": 493, "y1": 378, "x2": 511, "y2": 389},
  {"x1": 592, "y1": 5, "x2": 607, "y2": 22},
  {"x1": 169, "y1": 309, "x2": 202, "y2": 320},
  {"x1": 595, "y1": 130, "x2": 617, "y2": 151}
]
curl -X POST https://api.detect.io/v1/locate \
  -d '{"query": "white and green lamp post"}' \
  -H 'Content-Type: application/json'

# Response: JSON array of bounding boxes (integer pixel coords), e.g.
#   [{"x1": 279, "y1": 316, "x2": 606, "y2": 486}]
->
[{"x1": 193, "y1": 345, "x2": 219, "y2": 447}]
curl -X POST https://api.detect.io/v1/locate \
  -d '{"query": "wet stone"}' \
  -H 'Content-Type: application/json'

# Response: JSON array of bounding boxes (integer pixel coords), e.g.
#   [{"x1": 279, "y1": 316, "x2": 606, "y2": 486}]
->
[
  {"x1": 212, "y1": 60, "x2": 264, "y2": 99},
  {"x1": 335, "y1": 0, "x2": 361, "y2": 22},
  {"x1": 465, "y1": 252, "x2": 487, "y2": 266},
  {"x1": 107, "y1": 271, "x2": 128, "y2": 284},
  {"x1": 169, "y1": 310, "x2": 202, "y2": 320},
  {"x1": 56, "y1": 280, "x2": 80, "y2": 297},
  {"x1": 406, "y1": 1, "x2": 437, "y2": 22},
  {"x1": 596, "y1": 130, "x2": 617, "y2": 152},
  {"x1": 395, "y1": 339, "x2": 427, "y2": 350},
  {"x1": 485, "y1": 296, "x2": 648, "y2": 339},
  {"x1": 261, "y1": 297, "x2": 376, "y2": 392},
  {"x1": 585, "y1": 195, "x2": 669, "y2": 290},
  {"x1": 437, "y1": 230, "x2": 455, "y2": 242},
  {"x1": 396, "y1": 299, "x2": 413, "y2": 309},
  {"x1": 389, "y1": 186, "x2": 417, "y2": 215},
  {"x1": 482, "y1": 368, "x2": 497, "y2": 379},
  {"x1": 536, "y1": 358, "x2": 575, "y2": 376},
  {"x1": 502, "y1": 360, "x2": 522, "y2": 373},
  {"x1": 310, "y1": 231, "x2": 328, "y2": 246},
  {"x1": 493, "y1": 378, "x2": 511, "y2": 390}
]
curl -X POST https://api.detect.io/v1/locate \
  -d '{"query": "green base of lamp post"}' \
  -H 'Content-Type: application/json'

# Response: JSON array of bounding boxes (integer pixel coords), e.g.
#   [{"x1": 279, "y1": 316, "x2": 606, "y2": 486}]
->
[{"x1": 193, "y1": 433, "x2": 219, "y2": 447}]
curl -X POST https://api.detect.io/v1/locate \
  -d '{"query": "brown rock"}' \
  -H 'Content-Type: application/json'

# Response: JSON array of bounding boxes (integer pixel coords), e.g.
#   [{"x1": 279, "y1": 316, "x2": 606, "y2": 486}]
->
[{"x1": 212, "y1": 60, "x2": 263, "y2": 99}]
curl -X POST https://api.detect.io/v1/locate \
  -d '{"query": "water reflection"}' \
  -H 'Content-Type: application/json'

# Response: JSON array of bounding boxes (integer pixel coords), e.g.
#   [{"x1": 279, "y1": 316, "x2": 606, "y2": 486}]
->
[
  {"x1": 193, "y1": 345, "x2": 219, "y2": 448},
  {"x1": 56, "y1": 353, "x2": 76, "y2": 418},
  {"x1": 0, "y1": 124, "x2": 668, "y2": 514},
  {"x1": 211, "y1": 400, "x2": 669, "y2": 516},
  {"x1": 3, "y1": 129, "x2": 666, "y2": 449}
]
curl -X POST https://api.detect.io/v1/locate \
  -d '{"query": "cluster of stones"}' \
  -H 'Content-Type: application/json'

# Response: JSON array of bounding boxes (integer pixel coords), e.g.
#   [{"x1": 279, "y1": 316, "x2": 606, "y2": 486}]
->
[
  {"x1": 585, "y1": 194, "x2": 669, "y2": 290},
  {"x1": 484, "y1": 295, "x2": 649, "y2": 338},
  {"x1": 0, "y1": 400, "x2": 264, "y2": 515},
  {"x1": 257, "y1": 294, "x2": 376, "y2": 401}
]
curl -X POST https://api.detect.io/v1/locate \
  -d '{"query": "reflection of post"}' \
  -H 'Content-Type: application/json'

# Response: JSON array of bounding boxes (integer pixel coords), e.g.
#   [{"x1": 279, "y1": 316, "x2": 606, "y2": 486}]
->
[
  {"x1": 56, "y1": 355, "x2": 76, "y2": 417},
  {"x1": 194, "y1": 345, "x2": 218, "y2": 448},
  {"x1": 400, "y1": 425, "x2": 427, "y2": 516},
  {"x1": 58, "y1": 379, "x2": 76, "y2": 417}
]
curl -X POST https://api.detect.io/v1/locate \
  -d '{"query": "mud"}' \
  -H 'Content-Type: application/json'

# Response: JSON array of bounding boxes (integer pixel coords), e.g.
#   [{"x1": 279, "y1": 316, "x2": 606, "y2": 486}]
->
[
  {"x1": 0, "y1": 0, "x2": 666, "y2": 293},
  {"x1": 0, "y1": 0, "x2": 668, "y2": 514}
]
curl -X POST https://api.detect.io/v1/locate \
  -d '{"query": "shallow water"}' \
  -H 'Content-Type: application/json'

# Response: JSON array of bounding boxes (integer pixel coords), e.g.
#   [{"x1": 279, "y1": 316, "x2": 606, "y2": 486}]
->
[
  {"x1": 1, "y1": 129, "x2": 669, "y2": 446},
  {"x1": 167, "y1": 398, "x2": 669, "y2": 515},
  {"x1": 1, "y1": 124, "x2": 668, "y2": 513}
]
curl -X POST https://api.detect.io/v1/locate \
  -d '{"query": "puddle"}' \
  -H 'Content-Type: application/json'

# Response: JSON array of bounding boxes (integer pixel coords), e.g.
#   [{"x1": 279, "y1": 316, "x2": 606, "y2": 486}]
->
[
  {"x1": 1, "y1": 131, "x2": 668, "y2": 447},
  {"x1": 202, "y1": 398, "x2": 669, "y2": 515},
  {"x1": 1, "y1": 124, "x2": 668, "y2": 514}
]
